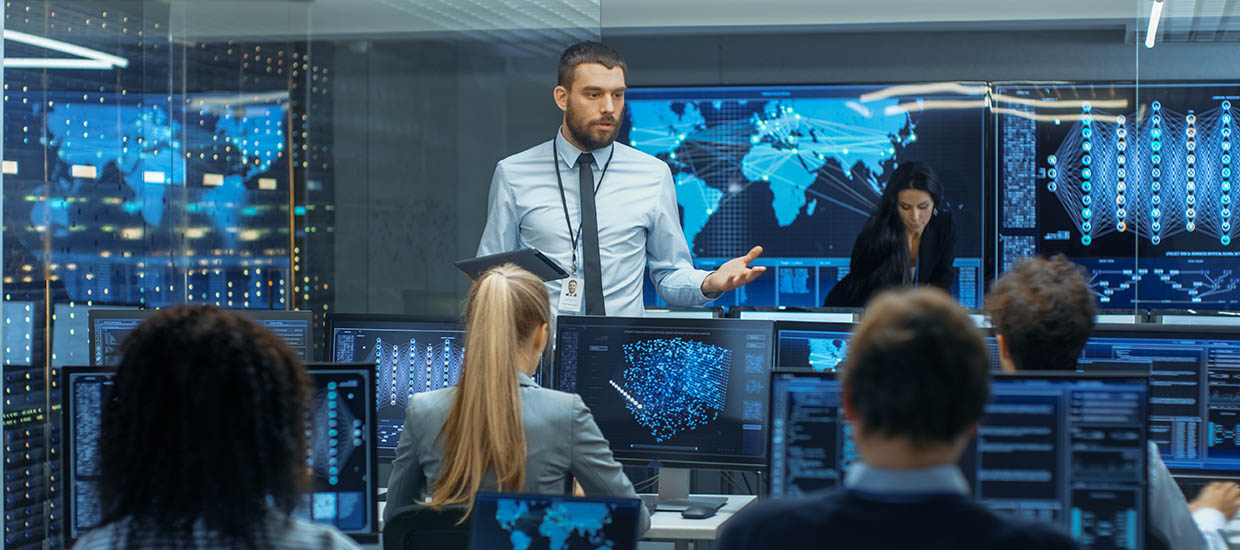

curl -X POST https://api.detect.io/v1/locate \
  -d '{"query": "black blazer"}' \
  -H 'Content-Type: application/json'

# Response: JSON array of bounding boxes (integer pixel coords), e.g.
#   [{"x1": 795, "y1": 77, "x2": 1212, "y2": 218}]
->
[{"x1": 823, "y1": 209, "x2": 956, "y2": 307}]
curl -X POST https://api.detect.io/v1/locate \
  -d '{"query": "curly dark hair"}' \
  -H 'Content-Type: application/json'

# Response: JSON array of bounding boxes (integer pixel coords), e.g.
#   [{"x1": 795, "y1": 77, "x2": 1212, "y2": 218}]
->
[
  {"x1": 984, "y1": 255, "x2": 1096, "y2": 372},
  {"x1": 97, "y1": 305, "x2": 310, "y2": 549},
  {"x1": 843, "y1": 288, "x2": 990, "y2": 445}
]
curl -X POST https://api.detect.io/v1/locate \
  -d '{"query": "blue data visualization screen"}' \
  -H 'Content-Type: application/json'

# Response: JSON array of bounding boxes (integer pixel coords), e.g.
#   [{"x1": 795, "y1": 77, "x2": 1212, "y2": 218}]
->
[
  {"x1": 555, "y1": 316, "x2": 773, "y2": 468},
  {"x1": 770, "y1": 373, "x2": 1149, "y2": 550},
  {"x1": 626, "y1": 84, "x2": 985, "y2": 309},
  {"x1": 328, "y1": 317, "x2": 465, "y2": 455},
  {"x1": 1082, "y1": 328, "x2": 1240, "y2": 475},
  {"x1": 468, "y1": 493, "x2": 642, "y2": 550},
  {"x1": 997, "y1": 83, "x2": 1240, "y2": 308}
]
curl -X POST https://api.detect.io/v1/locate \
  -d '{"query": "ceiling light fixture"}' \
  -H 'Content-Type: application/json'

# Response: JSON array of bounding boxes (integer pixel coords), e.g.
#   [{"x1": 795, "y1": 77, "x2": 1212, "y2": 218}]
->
[
  {"x1": 1145, "y1": 0, "x2": 1165, "y2": 49},
  {"x1": 4, "y1": 29, "x2": 130, "y2": 70}
]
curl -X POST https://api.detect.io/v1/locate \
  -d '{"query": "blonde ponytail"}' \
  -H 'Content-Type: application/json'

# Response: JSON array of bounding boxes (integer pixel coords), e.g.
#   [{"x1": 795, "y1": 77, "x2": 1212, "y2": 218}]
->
[{"x1": 429, "y1": 263, "x2": 550, "y2": 517}]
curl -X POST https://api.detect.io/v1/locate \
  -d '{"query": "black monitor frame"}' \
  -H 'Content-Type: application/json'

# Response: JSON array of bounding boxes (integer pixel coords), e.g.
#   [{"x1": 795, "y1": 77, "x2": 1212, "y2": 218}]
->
[
  {"x1": 772, "y1": 320, "x2": 854, "y2": 373},
  {"x1": 553, "y1": 315, "x2": 775, "y2": 471},
  {"x1": 87, "y1": 309, "x2": 313, "y2": 365},
  {"x1": 59, "y1": 363, "x2": 379, "y2": 544}
]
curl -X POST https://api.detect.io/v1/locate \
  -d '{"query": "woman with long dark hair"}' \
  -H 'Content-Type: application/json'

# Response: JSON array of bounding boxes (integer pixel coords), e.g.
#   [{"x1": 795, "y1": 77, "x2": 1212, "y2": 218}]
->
[
  {"x1": 823, "y1": 162, "x2": 956, "y2": 307},
  {"x1": 73, "y1": 306, "x2": 361, "y2": 550}
]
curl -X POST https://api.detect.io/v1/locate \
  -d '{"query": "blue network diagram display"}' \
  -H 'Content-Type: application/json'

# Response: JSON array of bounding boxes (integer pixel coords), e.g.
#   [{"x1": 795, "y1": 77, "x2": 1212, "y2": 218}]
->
[
  {"x1": 997, "y1": 83, "x2": 1240, "y2": 308},
  {"x1": 626, "y1": 84, "x2": 985, "y2": 308},
  {"x1": 3, "y1": 90, "x2": 292, "y2": 309},
  {"x1": 771, "y1": 373, "x2": 1149, "y2": 550},
  {"x1": 555, "y1": 316, "x2": 772, "y2": 468},
  {"x1": 298, "y1": 365, "x2": 376, "y2": 536},
  {"x1": 1082, "y1": 326, "x2": 1240, "y2": 475},
  {"x1": 328, "y1": 317, "x2": 465, "y2": 455},
  {"x1": 468, "y1": 493, "x2": 642, "y2": 550}
]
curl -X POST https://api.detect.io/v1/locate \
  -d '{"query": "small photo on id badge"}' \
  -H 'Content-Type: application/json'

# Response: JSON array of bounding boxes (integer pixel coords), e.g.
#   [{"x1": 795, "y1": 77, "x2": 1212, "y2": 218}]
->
[{"x1": 559, "y1": 277, "x2": 584, "y2": 314}]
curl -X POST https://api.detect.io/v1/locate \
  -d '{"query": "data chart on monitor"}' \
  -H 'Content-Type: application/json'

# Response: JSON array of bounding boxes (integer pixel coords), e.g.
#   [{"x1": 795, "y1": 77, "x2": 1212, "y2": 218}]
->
[
  {"x1": 997, "y1": 83, "x2": 1240, "y2": 308},
  {"x1": 556, "y1": 317, "x2": 772, "y2": 466},
  {"x1": 628, "y1": 84, "x2": 985, "y2": 308}
]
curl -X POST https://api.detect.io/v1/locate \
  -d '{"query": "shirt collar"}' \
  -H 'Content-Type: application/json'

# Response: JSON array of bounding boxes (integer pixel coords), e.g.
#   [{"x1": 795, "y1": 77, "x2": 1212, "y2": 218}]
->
[
  {"x1": 843, "y1": 462, "x2": 969, "y2": 497},
  {"x1": 517, "y1": 370, "x2": 539, "y2": 388},
  {"x1": 555, "y1": 125, "x2": 615, "y2": 170}
]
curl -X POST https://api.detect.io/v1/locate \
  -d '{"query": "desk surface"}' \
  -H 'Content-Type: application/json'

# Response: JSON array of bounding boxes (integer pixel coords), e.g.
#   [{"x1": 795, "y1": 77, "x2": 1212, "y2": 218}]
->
[{"x1": 643, "y1": 494, "x2": 756, "y2": 541}]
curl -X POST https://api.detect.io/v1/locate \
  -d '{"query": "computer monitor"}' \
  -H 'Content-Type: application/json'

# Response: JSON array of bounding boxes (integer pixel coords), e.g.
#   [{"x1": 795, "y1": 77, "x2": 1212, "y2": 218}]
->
[
  {"x1": 628, "y1": 83, "x2": 986, "y2": 309},
  {"x1": 60, "y1": 363, "x2": 378, "y2": 544},
  {"x1": 88, "y1": 309, "x2": 313, "y2": 365},
  {"x1": 554, "y1": 315, "x2": 773, "y2": 510},
  {"x1": 773, "y1": 321, "x2": 853, "y2": 372},
  {"x1": 468, "y1": 492, "x2": 643, "y2": 550},
  {"x1": 775, "y1": 320, "x2": 1003, "y2": 373},
  {"x1": 1083, "y1": 324, "x2": 1240, "y2": 476},
  {"x1": 769, "y1": 372, "x2": 1149, "y2": 549},
  {"x1": 1151, "y1": 310, "x2": 1240, "y2": 326},
  {"x1": 734, "y1": 307, "x2": 858, "y2": 323},
  {"x1": 326, "y1": 314, "x2": 465, "y2": 457}
]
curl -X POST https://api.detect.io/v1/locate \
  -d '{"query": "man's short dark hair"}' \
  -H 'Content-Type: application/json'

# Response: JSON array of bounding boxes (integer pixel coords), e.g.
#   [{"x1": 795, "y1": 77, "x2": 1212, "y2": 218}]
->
[
  {"x1": 984, "y1": 255, "x2": 1096, "y2": 371},
  {"x1": 557, "y1": 41, "x2": 628, "y2": 88},
  {"x1": 843, "y1": 288, "x2": 990, "y2": 446}
]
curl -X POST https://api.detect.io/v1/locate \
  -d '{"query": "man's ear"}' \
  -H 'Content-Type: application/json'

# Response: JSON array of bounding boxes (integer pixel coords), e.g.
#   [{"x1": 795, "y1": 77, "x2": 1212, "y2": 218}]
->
[
  {"x1": 554, "y1": 85, "x2": 569, "y2": 112},
  {"x1": 995, "y1": 333, "x2": 1017, "y2": 373}
]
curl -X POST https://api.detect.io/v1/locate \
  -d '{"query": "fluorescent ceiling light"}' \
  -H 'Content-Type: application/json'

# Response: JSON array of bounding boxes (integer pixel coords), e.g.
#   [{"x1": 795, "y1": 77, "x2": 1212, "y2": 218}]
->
[
  {"x1": 1145, "y1": 0, "x2": 1164, "y2": 48},
  {"x1": 3, "y1": 29, "x2": 130, "y2": 70}
]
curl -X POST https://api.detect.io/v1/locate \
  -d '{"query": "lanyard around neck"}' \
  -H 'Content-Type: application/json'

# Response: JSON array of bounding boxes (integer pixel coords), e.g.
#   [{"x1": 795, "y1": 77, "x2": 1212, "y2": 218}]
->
[{"x1": 553, "y1": 136, "x2": 615, "y2": 275}]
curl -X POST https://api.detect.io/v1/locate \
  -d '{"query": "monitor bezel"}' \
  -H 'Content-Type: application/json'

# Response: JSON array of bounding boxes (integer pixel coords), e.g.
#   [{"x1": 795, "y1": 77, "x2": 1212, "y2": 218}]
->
[
  {"x1": 87, "y1": 309, "x2": 314, "y2": 365},
  {"x1": 772, "y1": 320, "x2": 855, "y2": 373},
  {"x1": 553, "y1": 315, "x2": 775, "y2": 470}
]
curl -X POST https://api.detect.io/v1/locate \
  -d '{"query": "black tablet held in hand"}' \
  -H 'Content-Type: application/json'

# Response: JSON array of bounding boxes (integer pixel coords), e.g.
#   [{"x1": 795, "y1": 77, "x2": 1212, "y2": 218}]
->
[{"x1": 454, "y1": 248, "x2": 569, "y2": 281}]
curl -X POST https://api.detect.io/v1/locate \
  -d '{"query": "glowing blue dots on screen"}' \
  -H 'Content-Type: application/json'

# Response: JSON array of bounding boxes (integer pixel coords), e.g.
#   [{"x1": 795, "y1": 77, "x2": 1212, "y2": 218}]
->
[
  {"x1": 1225, "y1": 236, "x2": 1232, "y2": 246},
  {"x1": 1152, "y1": 208, "x2": 1162, "y2": 219},
  {"x1": 1188, "y1": 221, "x2": 1196, "y2": 232},
  {"x1": 1083, "y1": 195, "x2": 1092, "y2": 206},
  {"x1": 1049, "y1": 168, "x2": 1058, "y2": 179},
  {"x1": 1118, "y1": 141, "x2": 1128, "y2": 152},
  {"x1": 1083, "y1": 141, "x2": 1092, "y2": 152},
  {"x1": 1048, "y1": 182, "x2": 1057, "y2": 192},
  {"x1": 1152, "y1": 141, "x2": 1162, "y2": 152},
  {"x1": 1153, "y1": 196, "x2": 1161, "y2": 206},
  {"x1": 1082, "y1": 208, "x2": 1092, "y2": 219},
  {"x1": 1152, "y1": 181, "x2": 1161, "y2": 192},
  {"x1": 1226, "y1": 168, "x2": 1233, "y2": 179},
  {"x1": 1117, "y1": 195, "x2": 1126, "y2": 206},
  {"x1": 1082, "y1": 128, "x2": 1092, "y2": 139},
  {"x1": 1082, "y1": 181, "x2": 1092, "y2": 192},
  {"x1": 1224, "y1": 154, "x2": 1232, "y2": 165},
  {"x1": 1225, "y1": 196, "x2": 1233, "y2": 205},
  {"x1": 1118, "y1": 208, "x2": 1127, "y2": 219},
  {"x1": 1118, "y1": 168, "x2": 1127, "y2": 179},
  {"x1": 1225, "y1": 182, "x2": 1232, "y2": 192},
  {"x1": 1152, "y1": 128, "x2": 1163, "y2": 139},
  {"x1": 1188, "y1": 168, "x2": 1197, "y2": 178},
  {"x1": 1082, "y1": 155, "x2": 1092, "y2": 166},
  {"x1": 1153, "y1": 235, "x2": 1162, "y2": 245},
  {"x1": 1082, "y1": 235, "x2": 1092, "y2": 245},
  {"x1": 1082, "y1": 168, "x2": 1092, "y2": 180},
  {"x1": 1048, "y1": 154, "x2": 1057, "y2": 165},
  {"x1": 1117, "y1": 221, "x2": 1127, "y2": 232},
  {"x1": 1188, "y1": 141, "x2": 1197, "y2": 151},
  {"x1": 1083, "y1": 220, "x2": 1092, "y2": 232}
]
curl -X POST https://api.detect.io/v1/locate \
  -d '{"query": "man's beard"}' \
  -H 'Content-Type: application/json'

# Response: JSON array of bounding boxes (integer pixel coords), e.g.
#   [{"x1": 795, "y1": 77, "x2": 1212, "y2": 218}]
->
[{"x1": 567, "y1": 111, "x2": 619, "y2": 151}]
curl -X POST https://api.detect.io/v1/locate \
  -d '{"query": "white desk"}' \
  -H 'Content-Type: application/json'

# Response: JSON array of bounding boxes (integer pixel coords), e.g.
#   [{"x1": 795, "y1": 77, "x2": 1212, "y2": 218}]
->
[{"x1": 643, "y1": 495, "x2": 755, "y2": 550}]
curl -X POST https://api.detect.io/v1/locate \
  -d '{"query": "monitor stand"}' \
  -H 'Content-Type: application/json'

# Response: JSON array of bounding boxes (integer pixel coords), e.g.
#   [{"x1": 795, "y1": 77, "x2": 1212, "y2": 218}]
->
[{"x1": 641, "y1": 468, "x2": 728, "y2": 512}]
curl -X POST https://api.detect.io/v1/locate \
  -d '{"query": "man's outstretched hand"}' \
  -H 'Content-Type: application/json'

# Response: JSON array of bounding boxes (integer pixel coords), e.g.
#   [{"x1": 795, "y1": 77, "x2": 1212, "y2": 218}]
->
[{"x1": 701, "y1": 246, "x2": 766, "y2": 295}]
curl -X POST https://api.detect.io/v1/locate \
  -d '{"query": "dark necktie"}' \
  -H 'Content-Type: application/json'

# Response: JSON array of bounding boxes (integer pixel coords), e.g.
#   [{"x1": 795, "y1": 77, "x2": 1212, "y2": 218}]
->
[{"x1": 578, "y1": 153, "x2": 606, "y2": 315}]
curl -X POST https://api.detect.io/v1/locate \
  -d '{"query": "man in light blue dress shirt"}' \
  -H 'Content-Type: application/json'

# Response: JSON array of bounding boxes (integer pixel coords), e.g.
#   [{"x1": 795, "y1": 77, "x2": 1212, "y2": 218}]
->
[{"x1": 477, "y1": 42, "x2": 764, "y2": 317}]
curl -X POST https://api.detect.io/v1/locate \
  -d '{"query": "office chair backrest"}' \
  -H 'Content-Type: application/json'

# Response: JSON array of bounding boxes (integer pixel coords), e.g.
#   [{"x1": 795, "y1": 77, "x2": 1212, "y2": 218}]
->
[{"x1": 382, "y1": 505, "x2": 470, "y2": 550}]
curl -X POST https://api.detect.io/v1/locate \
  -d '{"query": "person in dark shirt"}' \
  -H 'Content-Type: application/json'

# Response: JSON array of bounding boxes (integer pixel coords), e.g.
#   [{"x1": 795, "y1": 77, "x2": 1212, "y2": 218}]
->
[
  {"x1": 823, "y1": 162, "x2": 955, "y2": 307},
  {"x1": 718, "y1": 287, "x2": 1079, "y2": 550}
]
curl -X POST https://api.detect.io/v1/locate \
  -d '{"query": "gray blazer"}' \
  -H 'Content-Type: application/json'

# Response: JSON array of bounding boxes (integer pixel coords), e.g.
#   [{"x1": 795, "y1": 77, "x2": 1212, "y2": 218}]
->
[{"x1": 384, "y1": 371, "x2": 650, "y2": 534}]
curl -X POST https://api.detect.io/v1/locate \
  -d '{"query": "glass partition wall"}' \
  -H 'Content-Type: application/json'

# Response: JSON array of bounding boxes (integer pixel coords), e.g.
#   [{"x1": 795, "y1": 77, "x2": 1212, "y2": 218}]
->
[{"x1": 0, "y1": 2, "x2": 601, "y2": 547}]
